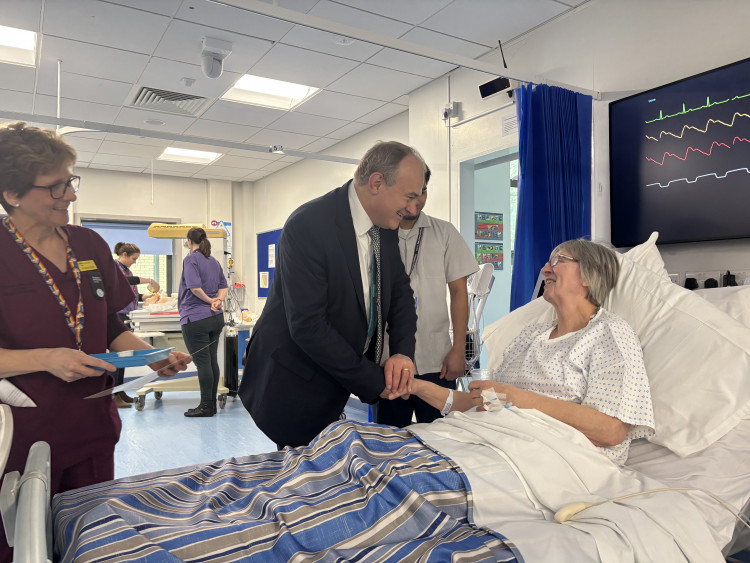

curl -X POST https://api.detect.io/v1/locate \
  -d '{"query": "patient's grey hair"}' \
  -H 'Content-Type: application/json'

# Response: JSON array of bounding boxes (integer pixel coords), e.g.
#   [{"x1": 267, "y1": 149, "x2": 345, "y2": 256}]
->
[
  {"x1": 354, "y1": 141, "x2": 425, "y2": 187},
  {"x1": 553, "y1": 239, "x2": 620, "y2": 307}
]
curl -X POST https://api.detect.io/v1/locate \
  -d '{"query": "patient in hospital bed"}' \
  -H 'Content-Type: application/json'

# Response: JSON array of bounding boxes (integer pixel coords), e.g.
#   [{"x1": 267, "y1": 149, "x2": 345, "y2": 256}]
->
[{"x1": 53, "y1": 234, "x2": 750, "y2": 563}]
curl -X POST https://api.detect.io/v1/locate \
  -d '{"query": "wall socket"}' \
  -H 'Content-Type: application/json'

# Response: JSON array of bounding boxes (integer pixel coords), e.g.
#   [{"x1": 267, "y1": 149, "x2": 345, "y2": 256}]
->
[{"x1": 684, "y1": 271, "x2": 722, "y2": 288}]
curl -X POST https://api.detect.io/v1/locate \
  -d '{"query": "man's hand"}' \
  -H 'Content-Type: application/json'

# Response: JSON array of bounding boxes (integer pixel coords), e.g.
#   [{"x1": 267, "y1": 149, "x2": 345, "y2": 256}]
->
[
  {"x1": 382, "y1": 354, "x2": 414, "y2": 400},
  {"x1": 149, "y1": 351, "x2": 192, "y2": 377},
  {"x1": 440, "y1": 348, "x2": 465, "y2": 381}
]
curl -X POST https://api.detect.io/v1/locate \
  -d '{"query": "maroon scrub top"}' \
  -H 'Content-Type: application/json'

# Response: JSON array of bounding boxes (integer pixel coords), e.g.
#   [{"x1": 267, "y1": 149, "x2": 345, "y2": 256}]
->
[{"x1": 0, "y1": 224, "x2": 134, "y2": 491}]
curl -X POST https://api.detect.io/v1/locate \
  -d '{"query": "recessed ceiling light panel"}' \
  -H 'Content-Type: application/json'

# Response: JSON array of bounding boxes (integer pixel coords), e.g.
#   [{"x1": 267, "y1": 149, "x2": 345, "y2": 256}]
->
[
  {"x1": 0, "y1": 25, "x2": 37, "y2": 66},
  {"x1": 158, "y1": 147, "x2": 222, "y2": 165},
  {"x1": 221, "y1": 74, "x2": 319, "y2": 110}
]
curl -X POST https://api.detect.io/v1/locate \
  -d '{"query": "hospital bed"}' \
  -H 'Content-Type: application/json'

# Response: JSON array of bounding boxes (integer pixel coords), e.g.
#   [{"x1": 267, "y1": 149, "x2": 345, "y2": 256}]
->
[{"x1": 32, "y1": 234, "x2": 750, "y2": 560}]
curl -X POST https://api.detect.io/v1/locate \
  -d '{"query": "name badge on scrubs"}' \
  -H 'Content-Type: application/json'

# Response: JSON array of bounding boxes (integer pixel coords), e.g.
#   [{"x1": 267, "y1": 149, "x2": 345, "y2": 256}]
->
[
  {"x1": 87, "y1": 270, "x2": 106, "y2": 300},
  {"x1": 78, "y1": 260, "x2": 97, "y2": 272}
]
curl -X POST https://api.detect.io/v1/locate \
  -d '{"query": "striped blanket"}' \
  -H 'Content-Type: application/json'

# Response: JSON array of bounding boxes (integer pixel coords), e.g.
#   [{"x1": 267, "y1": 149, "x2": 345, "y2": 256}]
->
[{"x1": 53, "y1": 422, "x2": 521, "y2": 562}]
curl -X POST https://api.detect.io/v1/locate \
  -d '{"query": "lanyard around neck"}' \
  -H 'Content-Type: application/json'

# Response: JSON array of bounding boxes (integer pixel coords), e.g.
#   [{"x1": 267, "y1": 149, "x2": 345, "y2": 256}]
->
[
  {"x1": 2, "y1": 217, "x2": 86, "y2": 350},
  {"x1": 406, "y1": 227, "x2": 425, "y2": 278}
]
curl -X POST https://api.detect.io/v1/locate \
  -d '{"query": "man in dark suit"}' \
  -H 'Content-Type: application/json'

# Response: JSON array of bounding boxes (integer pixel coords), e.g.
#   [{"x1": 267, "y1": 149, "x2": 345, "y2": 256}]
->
[{"x1": 240, "y1": 141, "x2": 423, "y2": 448}]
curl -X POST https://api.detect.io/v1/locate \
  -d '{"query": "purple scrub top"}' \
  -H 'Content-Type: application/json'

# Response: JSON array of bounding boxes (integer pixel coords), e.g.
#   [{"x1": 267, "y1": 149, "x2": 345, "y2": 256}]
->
[{"x1": 178, "y1": 250, "x2": 228, "y2": 324}]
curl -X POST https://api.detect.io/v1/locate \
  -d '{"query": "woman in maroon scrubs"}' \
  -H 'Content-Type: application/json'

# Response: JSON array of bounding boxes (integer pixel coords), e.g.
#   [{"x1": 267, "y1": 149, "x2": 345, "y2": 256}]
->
[{"x1": 0, "y1": 123, "x2": 191, "y2": 561}]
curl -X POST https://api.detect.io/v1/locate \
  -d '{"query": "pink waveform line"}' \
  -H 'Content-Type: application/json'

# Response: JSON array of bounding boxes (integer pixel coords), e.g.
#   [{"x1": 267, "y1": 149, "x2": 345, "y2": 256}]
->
[{"x1": 646, "y1": 136, "x2": 750, "y2": 166}]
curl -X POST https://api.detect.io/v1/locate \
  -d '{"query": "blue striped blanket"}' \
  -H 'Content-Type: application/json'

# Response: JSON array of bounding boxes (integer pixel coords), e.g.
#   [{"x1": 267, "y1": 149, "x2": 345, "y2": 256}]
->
[{"x1": 53, "y1": 421, "x2": 521, "y2": 562}]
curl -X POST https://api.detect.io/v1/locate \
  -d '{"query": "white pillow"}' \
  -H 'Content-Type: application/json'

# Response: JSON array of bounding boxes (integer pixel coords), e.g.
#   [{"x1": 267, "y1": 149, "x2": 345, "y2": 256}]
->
[
  {"x1": 695, "y1": 286, "x2": 750, "y2": 329},
  {"x1": 483, "y1": 234, "x2": 750, "y2": 457}
]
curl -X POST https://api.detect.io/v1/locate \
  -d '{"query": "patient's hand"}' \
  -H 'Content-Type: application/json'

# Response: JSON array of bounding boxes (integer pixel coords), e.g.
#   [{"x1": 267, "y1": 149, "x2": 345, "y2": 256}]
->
[{"x1": 469, "y1": 380, "x2": 523, "y2": 410}]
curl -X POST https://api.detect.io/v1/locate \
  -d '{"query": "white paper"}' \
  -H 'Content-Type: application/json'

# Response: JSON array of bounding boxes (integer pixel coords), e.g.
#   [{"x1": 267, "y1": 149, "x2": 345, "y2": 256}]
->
[
  {"x1": 0, "y1": 379, "x2": 37, "y2": 407},
  {"x1": 268, "y1": 244, "x2": 276, "y2": 268},
  {"x1": 85, "y1": 371, "x2": 160, "y2": 399}
]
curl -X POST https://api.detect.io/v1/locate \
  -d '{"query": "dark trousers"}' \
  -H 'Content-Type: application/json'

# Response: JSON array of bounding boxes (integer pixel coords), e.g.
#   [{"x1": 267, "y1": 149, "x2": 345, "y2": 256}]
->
[
  {"x1": 375, "y1": 372, "x2": 456, "y2": 427},
  {"x1": 114, "y1": 313, "x2": 132, "y2": 386},
  {"x1": 181, "y1": 314, "x2": 224, "y2": 403}
]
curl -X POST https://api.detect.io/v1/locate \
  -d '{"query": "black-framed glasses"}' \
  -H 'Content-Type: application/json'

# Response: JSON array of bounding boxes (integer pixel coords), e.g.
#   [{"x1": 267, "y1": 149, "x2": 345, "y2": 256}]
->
[
  {"x1": 29, "y1": 175, "x2": 80, "y2": 199},
  {"x1": 548, "y1": 252, "x2": 579, "y2": 268}
]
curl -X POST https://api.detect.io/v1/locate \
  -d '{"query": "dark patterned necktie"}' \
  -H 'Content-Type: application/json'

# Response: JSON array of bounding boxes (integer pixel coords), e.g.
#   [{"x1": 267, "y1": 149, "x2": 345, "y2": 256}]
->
[{"x1": 367, "y1": 225, "x2": 382, "y2": 364}]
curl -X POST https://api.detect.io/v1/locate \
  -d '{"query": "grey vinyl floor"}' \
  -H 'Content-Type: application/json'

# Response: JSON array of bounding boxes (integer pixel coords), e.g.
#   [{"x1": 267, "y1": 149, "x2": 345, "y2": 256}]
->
[{"x1": 114, "y1": 390, "x2": 369, "y2": 479}]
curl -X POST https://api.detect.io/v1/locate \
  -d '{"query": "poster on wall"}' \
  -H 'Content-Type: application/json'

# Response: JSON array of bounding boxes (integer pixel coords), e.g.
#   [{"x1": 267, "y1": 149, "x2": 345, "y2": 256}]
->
[
  {"x1": 211, "y1": 220, "x2": 232, "y2": 253},
  {"x1": 474, "y1": 212, "x2": 503, "y2": 240},
  {"x1": 257, "y1": 229, "x2": 282, "y2": 298},
  {"x1": 475, "y1": 242, "x2": 503, "y2": 270}
]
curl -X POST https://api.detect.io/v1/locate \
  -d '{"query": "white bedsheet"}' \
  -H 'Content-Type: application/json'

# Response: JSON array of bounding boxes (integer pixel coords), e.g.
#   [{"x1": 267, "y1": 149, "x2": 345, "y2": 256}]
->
[
  {"x1": 410, "y1": 407, "x2": 723, "y2": 563},
  {"x1": 627, "y1": 418, "x2": 750, "y2": 554}
]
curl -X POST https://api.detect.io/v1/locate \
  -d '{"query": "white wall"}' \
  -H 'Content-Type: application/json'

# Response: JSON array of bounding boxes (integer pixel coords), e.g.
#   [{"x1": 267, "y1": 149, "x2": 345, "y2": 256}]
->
[
  {"x1": 243, "y1": 112, "x2": 409, "y2": 312},
  {"x1": 71, "y1": 167, "x2": 233, "y2": 287}
]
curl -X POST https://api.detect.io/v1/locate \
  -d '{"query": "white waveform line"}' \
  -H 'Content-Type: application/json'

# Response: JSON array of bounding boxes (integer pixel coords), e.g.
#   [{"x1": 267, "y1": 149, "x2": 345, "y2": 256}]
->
[{"x1": 646, "y1": 167, "x2": 750, "y2": 189}]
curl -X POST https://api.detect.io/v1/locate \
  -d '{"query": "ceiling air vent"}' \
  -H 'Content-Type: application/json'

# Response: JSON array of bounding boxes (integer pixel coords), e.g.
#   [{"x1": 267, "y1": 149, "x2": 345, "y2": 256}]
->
[
  {"x1": 502, "y1": 115, "x2": 518, "y2": 136},
  {"x1": 130, "y1": 87, "x2": 210, "y2": 117}
]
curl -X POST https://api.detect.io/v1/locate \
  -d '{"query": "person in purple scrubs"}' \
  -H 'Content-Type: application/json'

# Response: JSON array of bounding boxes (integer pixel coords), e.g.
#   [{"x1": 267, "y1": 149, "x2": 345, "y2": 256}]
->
[
  {"x1": 0, "y1": 122, "x2": 191, "y2": 562},
  {"x1": 113, "y1": 241, "x2": 161, "y2": 408},
  {"x1": 179, "y1": 227, "x2": 228, "y2": 417}
]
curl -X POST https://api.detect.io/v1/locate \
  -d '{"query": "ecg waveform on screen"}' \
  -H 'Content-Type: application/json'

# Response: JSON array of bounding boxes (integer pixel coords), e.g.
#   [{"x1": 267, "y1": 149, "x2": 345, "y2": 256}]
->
[
  {"x1": 645, "y1": 112, "x2": 750, "y2": 141},
  {"x1": 644, "y1": 92, "x2": 750, "y2": 124},
  {"x1": 646, "y1": 167, "x2": 750, "y2": 189},
  {"x1": 645, "y1": 136, "x2": 750, "y2": 166}
]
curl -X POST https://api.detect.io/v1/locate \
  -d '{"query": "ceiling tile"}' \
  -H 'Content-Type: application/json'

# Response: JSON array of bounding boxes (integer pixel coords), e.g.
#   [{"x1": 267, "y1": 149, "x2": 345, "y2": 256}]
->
[
  {"x1": 73, "y1": 150, "x2": 95, "y2": 164},
  {"x1": 103, "y1": 132, "x2": 170, "y2": 147},
  {"x1": 327, "y1": 64, "x2": 432, "y2": 102},
  {"x1": 173, "y1": 0, "x2": 294, "y2": 42},
  {"x1": 215, "y1": 154, "x2": 274, "y2": 169},
  {"x1": 270, "y1": 112, "x2": 350, "y2": 137},
  {"x1": 151, "y1": 160, "x2": 205, "y2": 173},
  {"x1": 421, "y1": 0, "x2": 567, "y2": 47},
  {"x1": 357, "y1": 102, "x2": 409, "y2": 125},
  {"x1": 399, "y1": 26, "x2": 491, "y2": 60},
  {"x1": 260, "y1": 160, "x2": 294, "y2": 173},
  {"x1": 114, "y1": 107, "x2": 196, "y2": 134},
  {"x1": 365, "y1": 49, "x2": 455, "y2": 79},
  {"x1": 191, "y1": 169, "x2": 246, "y2": 180},
  {"x1": 200, "y1": 100, "x2": 285, "y2": 128},
  {"x1": 392, "y1": 95, "x2": 410, "y2": 105},
  {"x1": 87, "y1": 163, "x2": 145, "y2": 174},
  {"x1": 92, "y1": 153, "x2": 152, "y2": 168},
  {"x1": 154, "y1": 19, "x2": 274, "y2": 75},
  {"x1": 182, "y1": 119, "x2": 261, "y2": 143},
  {"x1": 35, "y1": 95, "x2": 121, "y2": 123},
  {"x1": 326, "y1": 121, "x2": 371, "y2": 140},
  {"x1": 333, "y1": 0, "x2": 452, "y2": 25},
  {"x1": 200, "y1": 164, "x2": 263, "y2": 176},
  {"x1": 36, "y1": 73, "x2": 132, "y2": 106},
  {"x1": 109, "y1": 0, "x2": 182, "y2": 17},
  {"x1": 242, "y1": 171, "x2": 270, "y2": 181},
  {"x1": 97, "y1": 140, "x2": 164, "y2": 159},
  {"x1": 38, "y1": 36, "x2": 149, "y2": 83},
  {"x1": 0, "y1": 88, "x2": 35, "y2": 113},
  {"x1": 299, "y1": 137, "x2": 341, "y2": 153},
  {"x1": 42, "y1": 0, "x2": 170, "y2": 54},
  {"x1": 279, "y1": 25, "x2": 382, "y2": 62},
  {"x1": 294, "y1": 90, "x2": 384, "y2": 121},
  {"x1": 0, "y1": 65, "x2": 37, "y2": 94},
  {"x1": 137, "y1": 57, "x2": 241, "y2": 99},
  {"x1": 248, "y1": 128, "x2": 320, "y2": 150},
  {"x1": 0, "y1": 0, "x2": 42, "y2": 30},
  {"x1": 64, "y1": 136, "x2": 103, "y2": 154},
  {"x1": 227, "y1": 148, "x2": 283, "y2": 161},
  {"x1": 248, "y1": 43, "x2": 359, "y2": 89},
  {"x1": 307, "y1": 1, "x2": 413, "y2": 37}
]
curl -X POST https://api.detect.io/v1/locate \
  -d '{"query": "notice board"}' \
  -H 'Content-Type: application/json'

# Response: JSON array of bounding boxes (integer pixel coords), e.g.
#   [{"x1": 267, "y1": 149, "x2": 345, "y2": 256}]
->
[{"x1": 257, "y1": 229, "x2": 282, "y2": 298}]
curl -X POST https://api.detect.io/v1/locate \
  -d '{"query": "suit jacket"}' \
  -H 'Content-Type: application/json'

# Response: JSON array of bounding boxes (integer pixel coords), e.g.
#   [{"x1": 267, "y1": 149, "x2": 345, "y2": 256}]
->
[{"x1": 239, "y1": 182, "x2": 417, "y2": 447}]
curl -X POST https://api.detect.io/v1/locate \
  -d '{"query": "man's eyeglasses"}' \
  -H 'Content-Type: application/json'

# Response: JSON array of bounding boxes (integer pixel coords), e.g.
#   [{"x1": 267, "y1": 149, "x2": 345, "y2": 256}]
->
[
  {"x1": 29, "y1": 176, "x2": 80, "y2": 199},
  {"x1": 547, "y1": 252, "x2": 579, "y2": 268}
]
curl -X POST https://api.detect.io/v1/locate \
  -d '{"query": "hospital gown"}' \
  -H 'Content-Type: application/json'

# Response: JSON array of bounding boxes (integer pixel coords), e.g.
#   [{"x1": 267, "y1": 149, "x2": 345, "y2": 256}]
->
[{"x1": 494, "y1": 308, "x2": 655, "y2": 464}]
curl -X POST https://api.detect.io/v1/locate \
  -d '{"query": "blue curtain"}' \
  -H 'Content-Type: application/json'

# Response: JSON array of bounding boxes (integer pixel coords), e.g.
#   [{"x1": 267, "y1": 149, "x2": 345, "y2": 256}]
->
[{"x1": 509, "y1": 84, "x2": 592, "y2": 311}]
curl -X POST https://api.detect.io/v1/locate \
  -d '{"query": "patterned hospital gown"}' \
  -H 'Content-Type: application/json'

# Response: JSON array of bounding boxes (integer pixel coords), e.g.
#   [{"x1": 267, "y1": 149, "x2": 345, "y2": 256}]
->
[{"x1": 494, "y1": 309, "x2": 654, "y2": 464}]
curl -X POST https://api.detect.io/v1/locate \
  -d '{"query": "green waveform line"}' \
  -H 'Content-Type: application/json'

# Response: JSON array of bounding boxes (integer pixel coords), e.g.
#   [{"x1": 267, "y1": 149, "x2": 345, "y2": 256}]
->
[
  {"x1": 645, "y1": 112, "x2": 750, "y2": 141},
  {"x1": 644, "y1": 92, "x2": 750, "y2": 124}
]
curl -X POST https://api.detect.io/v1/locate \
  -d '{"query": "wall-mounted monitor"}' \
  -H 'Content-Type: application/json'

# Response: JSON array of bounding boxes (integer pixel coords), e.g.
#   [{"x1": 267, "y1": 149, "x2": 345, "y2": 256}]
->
[{"x1": 609, "y1": 57, "x2": 750, "y2": 247}]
